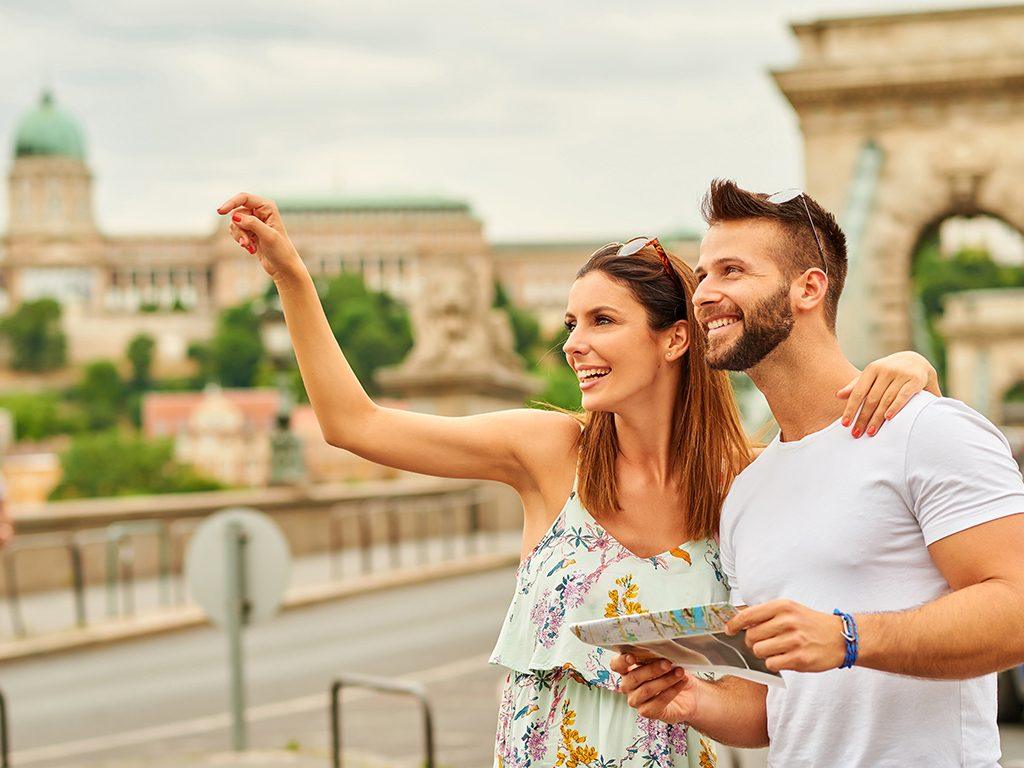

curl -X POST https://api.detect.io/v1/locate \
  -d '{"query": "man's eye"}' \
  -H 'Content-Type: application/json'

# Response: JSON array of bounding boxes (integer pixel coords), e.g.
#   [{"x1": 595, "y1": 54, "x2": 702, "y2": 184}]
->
[{"x1": 725, "y1": 265, "x2": 741, "y2": 275}]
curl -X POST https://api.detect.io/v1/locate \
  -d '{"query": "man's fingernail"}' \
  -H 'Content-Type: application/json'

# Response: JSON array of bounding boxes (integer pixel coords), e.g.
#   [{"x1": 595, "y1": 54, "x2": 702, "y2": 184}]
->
[
  {"x1": 660, "y1": 660, "x2": 671, "y2": 671},
  {"x1": 232, "y1": 213, "x2": 241, "y2": 222},
  {"x1": 675, "y1": 668, "x2": 685, "y2": 678}
]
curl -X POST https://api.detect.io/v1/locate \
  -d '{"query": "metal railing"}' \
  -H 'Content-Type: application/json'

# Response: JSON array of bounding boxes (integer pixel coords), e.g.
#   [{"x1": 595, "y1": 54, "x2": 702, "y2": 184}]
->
[
  {"x1": 3, "y1": 482, "x2": 506, "y2": 639},
  {"x1": 327, "y1": 487, "x2": 496, "y2": 579},
  {"x1": 103, "y1": 520, "x2": 172, "y2": 618},
  {"x1": 330, "y1": 673, "x2": 435, "y2": 768},
  {"x1": 3, "y1": 532, "x2": 86, "y2": 638}
]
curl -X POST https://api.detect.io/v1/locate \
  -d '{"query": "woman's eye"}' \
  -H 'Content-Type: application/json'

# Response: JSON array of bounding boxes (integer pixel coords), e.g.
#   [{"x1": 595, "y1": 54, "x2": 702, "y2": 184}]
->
[
  {"x1": 564, "y1": 321, "x2": 576, "y2": 331},
  {"x1": 595, "y1": 316, "x2": 612, "y2": 325}
]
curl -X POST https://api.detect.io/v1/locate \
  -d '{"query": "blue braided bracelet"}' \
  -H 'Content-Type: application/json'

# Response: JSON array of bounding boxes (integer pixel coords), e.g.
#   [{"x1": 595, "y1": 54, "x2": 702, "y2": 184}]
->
[{"x1": 833, "y1": 609, "x2": 859, "y2": 669}]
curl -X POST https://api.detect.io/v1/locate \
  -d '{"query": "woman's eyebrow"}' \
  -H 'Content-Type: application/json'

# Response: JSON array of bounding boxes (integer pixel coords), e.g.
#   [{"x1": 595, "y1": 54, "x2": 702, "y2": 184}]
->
[{"x1": 564, "y1": 305, "x2": 621, "y2": 320}]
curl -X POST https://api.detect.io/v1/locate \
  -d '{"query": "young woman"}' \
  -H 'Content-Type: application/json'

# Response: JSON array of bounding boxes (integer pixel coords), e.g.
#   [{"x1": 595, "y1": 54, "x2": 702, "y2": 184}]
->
[{"x1": 219, "y1": 193, "x2": 939, "y2": 768}]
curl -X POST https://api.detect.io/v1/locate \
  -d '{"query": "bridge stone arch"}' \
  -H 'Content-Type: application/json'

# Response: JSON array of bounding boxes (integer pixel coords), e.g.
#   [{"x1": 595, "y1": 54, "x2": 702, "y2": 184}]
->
[{"x1": 773, "y1": 4, "x2": 1024, "y2": 365}]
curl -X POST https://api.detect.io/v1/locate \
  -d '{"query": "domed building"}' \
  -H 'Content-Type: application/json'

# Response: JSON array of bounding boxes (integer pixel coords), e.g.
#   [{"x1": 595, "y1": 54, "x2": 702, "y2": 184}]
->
[
  {"x1": 9, "y1": 90, "x2": 94, "y2": 239},
  {"x1": 1, "y1": 90, "x2": 698, "y2": 372},
  {"x1": 2, "y1": 91, "x2": 229, "y2": 369}
]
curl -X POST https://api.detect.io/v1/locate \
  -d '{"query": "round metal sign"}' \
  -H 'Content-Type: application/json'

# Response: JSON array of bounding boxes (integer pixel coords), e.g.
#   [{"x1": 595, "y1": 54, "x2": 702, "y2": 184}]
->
[{"x1": 185, "y1": 507, "x2": 291, "y2": 628}]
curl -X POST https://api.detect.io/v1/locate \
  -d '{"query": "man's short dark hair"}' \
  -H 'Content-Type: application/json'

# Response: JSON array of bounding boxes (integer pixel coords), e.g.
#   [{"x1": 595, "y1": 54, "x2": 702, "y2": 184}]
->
[{"x1": 700, "y1": 179, "x2": 848, "y2": 331}]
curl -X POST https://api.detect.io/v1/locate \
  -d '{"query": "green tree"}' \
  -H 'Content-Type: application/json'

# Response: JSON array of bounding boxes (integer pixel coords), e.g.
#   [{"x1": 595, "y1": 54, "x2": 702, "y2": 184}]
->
[
  {"x1": 75, "y1": 361, "x2": 127, "y2": 430},
  {"x1": 319, "y1": 274, "x2": 413, "y2": 391},
  {"x1": 534, "y1": 362, "x2": 581, "y2": 411},
  {"x1": 50, "y1": 431, "x2": 223, "y2": 500},
  {"x1": 126, "y1": 334, "x2": 156, "y2": 390},
  {"x1": 913, "y1": 239, "x2": 1024, "y2": 377},
  {"x1": 210, "y1": 303, "x2": 264, "y2": 387},
  {"x1": 0, "y1": 298, "x2": 67, "y2": 372},
  {"x1": 493, "y1": 281, "x2": 541, "y2": 364},
  {"x1": 186, "y1": 341, "x2": 212, "y2": 387}
]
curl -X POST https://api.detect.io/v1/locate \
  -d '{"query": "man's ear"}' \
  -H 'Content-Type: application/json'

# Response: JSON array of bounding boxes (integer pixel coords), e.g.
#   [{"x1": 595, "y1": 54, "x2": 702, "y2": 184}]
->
[
  {"x1": 665, "y1": 320, "x2": 690, "y2": 362},
  {"x1": 794, "y1": 269, "x2": 828, "y2": 314}
]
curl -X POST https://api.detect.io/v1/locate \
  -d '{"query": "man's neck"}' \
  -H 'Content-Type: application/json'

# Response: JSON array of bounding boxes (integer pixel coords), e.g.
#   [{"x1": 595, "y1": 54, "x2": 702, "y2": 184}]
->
[{"x1": 748, "y1": 332, "x2": 860, "y2": 443}]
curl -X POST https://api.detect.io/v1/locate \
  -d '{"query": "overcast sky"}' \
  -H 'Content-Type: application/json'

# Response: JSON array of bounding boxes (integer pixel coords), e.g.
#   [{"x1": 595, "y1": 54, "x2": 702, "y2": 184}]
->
[{"x1": 0, "y1": 1, "x2": 1006, "y2": 241}]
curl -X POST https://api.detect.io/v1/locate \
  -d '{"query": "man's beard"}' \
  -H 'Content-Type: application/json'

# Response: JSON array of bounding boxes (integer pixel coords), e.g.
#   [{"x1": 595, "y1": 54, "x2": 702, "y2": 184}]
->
[{"x1": 706, "y1": 282, "x2": 795, "y2": 371}]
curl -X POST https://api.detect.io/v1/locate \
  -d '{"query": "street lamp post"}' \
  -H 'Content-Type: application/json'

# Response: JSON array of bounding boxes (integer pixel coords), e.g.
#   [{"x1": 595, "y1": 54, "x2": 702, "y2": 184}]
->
[{"x1": 258, "y1": 295, "x2": 306, "y2": 486}]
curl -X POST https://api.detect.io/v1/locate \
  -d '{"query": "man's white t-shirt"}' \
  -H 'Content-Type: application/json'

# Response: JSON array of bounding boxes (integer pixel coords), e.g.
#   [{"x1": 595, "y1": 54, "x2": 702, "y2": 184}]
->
[{"x1": 720, "y1": 393, "x2": 1024, "y2": 768}]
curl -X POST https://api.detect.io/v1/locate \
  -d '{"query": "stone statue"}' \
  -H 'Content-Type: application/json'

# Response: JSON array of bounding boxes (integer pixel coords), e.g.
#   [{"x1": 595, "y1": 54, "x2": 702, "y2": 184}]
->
[
  {"x1": 376, "y1": 250, "x2": 540, "y2": 414},
  {"x1": 399, "y1": 253, "x2": 521, "y2": 373}
]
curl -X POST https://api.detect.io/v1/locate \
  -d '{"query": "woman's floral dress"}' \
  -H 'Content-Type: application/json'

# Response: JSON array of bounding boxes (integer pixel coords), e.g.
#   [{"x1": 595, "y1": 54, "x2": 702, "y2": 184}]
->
[{"x1": 490, "y1": 485, "x2": 729, "y2": 768}]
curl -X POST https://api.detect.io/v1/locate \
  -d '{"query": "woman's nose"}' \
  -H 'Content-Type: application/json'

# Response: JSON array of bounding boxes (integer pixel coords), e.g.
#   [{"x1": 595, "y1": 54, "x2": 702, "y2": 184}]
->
[{"x1": 562, "y1": 328, "x2": 589, "y2": 357}]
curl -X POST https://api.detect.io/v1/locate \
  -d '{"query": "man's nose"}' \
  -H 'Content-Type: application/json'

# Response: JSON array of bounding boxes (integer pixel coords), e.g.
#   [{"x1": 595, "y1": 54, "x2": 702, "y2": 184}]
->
[{"x1": 692, "y1": 278, "x2": 720, "y2": 310}]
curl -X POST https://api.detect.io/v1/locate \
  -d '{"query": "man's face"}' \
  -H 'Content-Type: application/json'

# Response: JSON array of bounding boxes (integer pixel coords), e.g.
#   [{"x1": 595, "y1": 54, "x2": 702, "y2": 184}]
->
[{"x1": 692, "y1": 220, "x2": 795, "y2": 371}]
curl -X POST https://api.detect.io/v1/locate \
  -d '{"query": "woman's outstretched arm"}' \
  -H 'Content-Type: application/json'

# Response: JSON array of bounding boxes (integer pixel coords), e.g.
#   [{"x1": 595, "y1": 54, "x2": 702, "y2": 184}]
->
[{"x1": 218, "y1": 192, "x2": 577, "y2": 489}]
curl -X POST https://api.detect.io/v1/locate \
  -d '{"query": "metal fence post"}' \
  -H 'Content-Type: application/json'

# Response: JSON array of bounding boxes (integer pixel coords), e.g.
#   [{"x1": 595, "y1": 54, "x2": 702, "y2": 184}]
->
[
  {"x1": 0, "y1": 687, "x2": 8, "y2": 768},
  {"x1": 330, "y1": 673, "x2": 435, "y2": 768},
  {"x1": 68, "y1": 539, "x2": 87, "y2": 628}
]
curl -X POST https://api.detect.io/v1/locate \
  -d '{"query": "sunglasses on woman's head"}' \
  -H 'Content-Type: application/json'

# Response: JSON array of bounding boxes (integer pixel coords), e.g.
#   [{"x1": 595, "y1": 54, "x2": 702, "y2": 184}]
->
[
  {"x1": 766, "y1": 189, "x2": 828, "y2": 278},
  {"x1": 611, "y1": 236, "x2": 687, "y2": 299}
]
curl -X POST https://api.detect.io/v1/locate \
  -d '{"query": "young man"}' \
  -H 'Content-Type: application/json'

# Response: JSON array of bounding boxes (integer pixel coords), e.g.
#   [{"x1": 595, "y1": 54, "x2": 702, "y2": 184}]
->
[{"x1": 613, "y1": 180, "x2": 1024, "y2": 767}]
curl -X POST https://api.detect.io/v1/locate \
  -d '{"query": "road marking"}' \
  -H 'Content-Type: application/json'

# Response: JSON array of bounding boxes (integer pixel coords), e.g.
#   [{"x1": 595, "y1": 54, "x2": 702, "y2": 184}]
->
[{"x1": 9, "y1": 653, "x2": 495, "y2": 765}]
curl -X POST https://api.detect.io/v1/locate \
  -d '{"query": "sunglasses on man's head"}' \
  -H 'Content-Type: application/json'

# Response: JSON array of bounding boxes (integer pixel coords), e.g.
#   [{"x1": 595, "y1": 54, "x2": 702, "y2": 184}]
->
[{"x1": 766, "y1": 189, "x2": 828, "y2": 278}]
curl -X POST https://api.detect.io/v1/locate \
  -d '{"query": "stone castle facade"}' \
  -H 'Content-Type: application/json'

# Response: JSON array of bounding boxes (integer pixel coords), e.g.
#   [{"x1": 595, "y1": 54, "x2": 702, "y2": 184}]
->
[{"x1": 1, "y1": 91, "x2": 698, "y2": 373}]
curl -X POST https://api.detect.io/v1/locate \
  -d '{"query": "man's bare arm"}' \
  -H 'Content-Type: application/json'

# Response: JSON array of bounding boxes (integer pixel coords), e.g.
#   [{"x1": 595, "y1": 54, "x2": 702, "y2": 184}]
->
[
  {"x1": 856, "y1": 513, "x2": 1024, "y2": 678},
  {"x1": 728, "y1": 514, "x2": 1024, "y2": 678}
]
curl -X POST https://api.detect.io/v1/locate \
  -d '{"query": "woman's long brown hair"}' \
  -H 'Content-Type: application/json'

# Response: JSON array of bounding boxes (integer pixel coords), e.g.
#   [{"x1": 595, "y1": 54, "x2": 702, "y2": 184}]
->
[{"x1": 570, "y1": 243, "x2": 750, "y2": 542}]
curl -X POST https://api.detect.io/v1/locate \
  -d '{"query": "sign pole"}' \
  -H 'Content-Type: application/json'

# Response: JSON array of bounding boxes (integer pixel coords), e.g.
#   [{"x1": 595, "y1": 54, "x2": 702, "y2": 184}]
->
[
  {"x1": 187, "y1": 507, "x2": 290, "y2": 754},
  {"x1": 225, "y1": 520, "x2": 249, "y2": 751}
]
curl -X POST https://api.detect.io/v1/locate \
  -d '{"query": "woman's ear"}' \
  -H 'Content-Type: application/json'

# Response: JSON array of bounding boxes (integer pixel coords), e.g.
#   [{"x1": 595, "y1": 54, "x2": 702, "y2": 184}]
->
[{"x1": 665, "y1": 320, "x2": 690, "y2": 362}]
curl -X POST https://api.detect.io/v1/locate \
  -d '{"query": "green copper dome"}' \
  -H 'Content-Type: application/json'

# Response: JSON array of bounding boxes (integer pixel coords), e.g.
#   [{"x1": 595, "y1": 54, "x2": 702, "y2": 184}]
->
[{"x1": 13, "y1": 91, "x2": 86, "y2": 160}]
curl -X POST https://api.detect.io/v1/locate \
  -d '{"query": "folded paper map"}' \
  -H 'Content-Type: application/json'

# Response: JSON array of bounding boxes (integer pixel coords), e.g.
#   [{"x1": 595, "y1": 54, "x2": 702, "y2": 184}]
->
[{"x1": 569, "y1": 602, "x2": 784, "y2": 688}]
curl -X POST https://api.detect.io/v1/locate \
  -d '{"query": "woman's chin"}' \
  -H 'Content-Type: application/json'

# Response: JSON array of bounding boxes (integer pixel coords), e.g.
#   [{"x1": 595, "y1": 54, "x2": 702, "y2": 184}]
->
[{"x1": 580, "y1": 392, "x2": 614, "y2": 412}]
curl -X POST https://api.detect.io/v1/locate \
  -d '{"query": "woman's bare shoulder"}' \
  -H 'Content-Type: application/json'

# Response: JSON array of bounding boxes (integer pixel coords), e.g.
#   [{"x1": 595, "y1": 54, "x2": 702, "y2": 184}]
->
[{"x1": 503, "y1": 408, "x2": 581, "y2": 475}]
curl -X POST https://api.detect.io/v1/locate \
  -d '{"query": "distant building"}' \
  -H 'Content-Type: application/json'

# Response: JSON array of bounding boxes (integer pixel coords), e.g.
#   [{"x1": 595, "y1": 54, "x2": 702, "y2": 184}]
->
[
  {"x1": 1, "y1": 90, "x2": 700, "y2": 371},
  {"x1": 142, "y1": 387, "x2": 402, "y2": 486}
]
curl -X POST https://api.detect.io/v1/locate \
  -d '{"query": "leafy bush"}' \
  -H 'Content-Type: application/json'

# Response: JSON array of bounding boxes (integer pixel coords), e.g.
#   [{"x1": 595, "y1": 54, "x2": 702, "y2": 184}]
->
[
  {"x1": 50, "y1": 431, "x2": 222, "y2": 500},
  {"x1": 0, "y1": 392, "x2": 87, "y2": 441}
]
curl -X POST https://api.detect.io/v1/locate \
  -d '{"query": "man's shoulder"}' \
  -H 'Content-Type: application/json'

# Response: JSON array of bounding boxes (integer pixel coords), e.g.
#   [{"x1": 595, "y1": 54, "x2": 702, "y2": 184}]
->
[{"x1": 903, "y1": 393, "x2": 1009, "y2": 452}]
